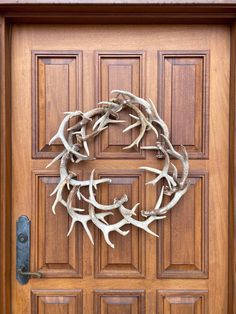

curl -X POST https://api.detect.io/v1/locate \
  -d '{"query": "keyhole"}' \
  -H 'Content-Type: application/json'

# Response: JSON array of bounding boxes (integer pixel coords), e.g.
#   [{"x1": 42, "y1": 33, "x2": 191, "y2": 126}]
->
[{"x1": 18, "y1": 233, "x2": 28, "y2": 243}]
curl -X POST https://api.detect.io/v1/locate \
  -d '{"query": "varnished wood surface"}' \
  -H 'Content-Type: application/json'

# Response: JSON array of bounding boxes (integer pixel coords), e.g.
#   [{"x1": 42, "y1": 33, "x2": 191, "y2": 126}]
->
[
  {"x1": 229, "y1": 22, "x2": 236, "y2": 314},
  {"x1": 0, "y1": 16, "x2": 11, "y2": 314},
  {"x1": 10, "y1": 24, "x2": 230, "y2": 313},
  {"x1": 0, "y1": 0, "x2": 236, "y2": 6},
  {"x1": 0, "y1": 0, "x2": 235, "y2": 4}
]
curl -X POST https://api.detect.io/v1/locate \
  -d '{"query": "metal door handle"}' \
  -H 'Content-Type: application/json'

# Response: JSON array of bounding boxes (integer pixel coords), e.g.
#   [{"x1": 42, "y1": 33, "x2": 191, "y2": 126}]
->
[
  {"x1": 17, "y1": 266, "x2": 42, "y2": 278},
  {"x1": 16, "y1": 215, "x2": 42, "y2": 284}
]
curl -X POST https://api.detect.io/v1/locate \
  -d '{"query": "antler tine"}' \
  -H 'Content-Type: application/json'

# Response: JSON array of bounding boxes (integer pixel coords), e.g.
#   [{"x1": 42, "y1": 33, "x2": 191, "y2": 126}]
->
[
  {"x1": 141, "y1": 184, "x2": 189, "y2": 217},
  {"x1": 51, "y1": 177, "x2": 68, "y2": 214},
  {"x1": 66, "y1": 186, "x2": 113, "y2": 244},
  {"x1": 141, "y1": 186, "x2": 165, "y2": 217},
  {"x1": 111, "y1": 89, "x2": 153, "y2": 115},
  {"x1": 50, "y1": 152, "x2": 112, "y2": 198},
  {"x1": 139, "y1": 166, "x2": 176, "y2": 189},
  {"x1": 88, "y1": 204, "x2": 129, "y2": 248},
  {"x1": 49, "y1": 111, "x2": 88, "y2": 159},
  {"x1": 47, "y1": 127, "x2": 82, "y2": 169},
  {"x1": 123, "y1": 118, "x2": 146, "y2": 149},
  {"x1": 123, "y1": 120, "x2": 141, "y2": 133},
  {"x1": 161, "y1": 134, "x2": 189, "y2": 189},
  {"x1": 122, "y1": 104, "x2": 159, "y2": 150},
  {"x1": 71, "y1": 124, "x2": 91, "y2": 157},
  {"x1": 80, "y1": 125, "x2": 90, "y2": 156},
  {"x1": 147, "y1": 98, "x2": 169, "y2": 138},
  {"x1": 46, "y1": 149, "x2": 66, "y2": 168},
  {"x1": 140, "y1": 144, "x2": 177, "y2": 191},
  {"x1": 154, "y1": 186, "x2": 165, "y2": 210},
  {"x1": 119, "y1": 204, "x2": 166, "y2": 237},
  {"x1": 98, "y1": 100, "x2": 123, "y2": 111},
  {"x1": 67, "y1": 107, "x2": 106, "y2": 131},
  {"x1": 92, "y1": 110, "x2": 125, "y2": 133},
  {"x1": 112, "y1": 90, "x2": 169, "y2": 140},
  {"x1": 51, "y1": 173, "x2": 86, "y2": 215},
  {"x1": 80, "y1": 169, "x2": 128, "y2": 211}
]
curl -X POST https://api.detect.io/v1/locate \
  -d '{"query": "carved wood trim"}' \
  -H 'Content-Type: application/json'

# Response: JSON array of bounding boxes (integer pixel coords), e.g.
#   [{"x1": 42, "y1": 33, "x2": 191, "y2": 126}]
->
[{"x1": 2, "y1": 5, "x2": 236, "y2": 24}]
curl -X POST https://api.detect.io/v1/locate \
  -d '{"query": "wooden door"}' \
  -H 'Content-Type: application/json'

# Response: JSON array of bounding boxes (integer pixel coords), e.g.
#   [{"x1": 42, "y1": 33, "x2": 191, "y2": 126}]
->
[{"x1": 11, "y1": 24, "x2": 230, "y2": 313}]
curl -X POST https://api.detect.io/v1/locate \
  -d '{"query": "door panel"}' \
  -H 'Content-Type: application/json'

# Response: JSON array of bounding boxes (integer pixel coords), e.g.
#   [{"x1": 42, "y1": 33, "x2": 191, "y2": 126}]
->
[
  {"x1": 94, "y1": 290, "x2": 145, "y2": 314},
  {"x1": 157, "y1": 290, "x2": 208, "y2": 314},
  {"x1": 32, "y1": 50, "x2": 82, "y2": 158},
  {"x1": 11, "y1": 24, "x2": 230, "y2": 313},
  {"x1": 94, "y1": 170, "x2": 146, "y2": 278},
  {"x1": 157, "y1": 171, "x2": 208, "y2": 279},
  {"x1": 158, "y1": 51, "x2": 209, "y2": 159},
  {"x1": 32, "y1": 171, "x2": 83, "y2": 278},
  {"x1": 95, "y1": 51, "x2": 145, "y2": 159},
  {"x1": 31, "y1": 290, "x2": 83, "y2": 313}
]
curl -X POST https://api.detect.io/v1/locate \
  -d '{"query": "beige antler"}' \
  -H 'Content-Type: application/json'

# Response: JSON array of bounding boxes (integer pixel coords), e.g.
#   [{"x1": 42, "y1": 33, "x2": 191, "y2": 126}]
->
[{"x1": 47, "y1": 90, "x2": 190, "y2": 248}]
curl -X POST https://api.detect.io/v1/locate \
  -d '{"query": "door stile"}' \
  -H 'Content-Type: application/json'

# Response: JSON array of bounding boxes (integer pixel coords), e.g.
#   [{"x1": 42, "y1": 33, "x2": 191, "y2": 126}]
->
[
  {"x1": 0, "y1": 16, "x2": 11, "y2": 314},
  {"x1": 229, "y1": 21, "x2": 236, "y2": 314}
]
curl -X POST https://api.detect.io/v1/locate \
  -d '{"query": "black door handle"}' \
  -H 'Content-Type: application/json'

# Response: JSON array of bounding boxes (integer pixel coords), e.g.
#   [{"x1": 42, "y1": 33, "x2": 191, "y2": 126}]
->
[{"x1": 16, "y1": 215, "x2": 42, "y2": 284}]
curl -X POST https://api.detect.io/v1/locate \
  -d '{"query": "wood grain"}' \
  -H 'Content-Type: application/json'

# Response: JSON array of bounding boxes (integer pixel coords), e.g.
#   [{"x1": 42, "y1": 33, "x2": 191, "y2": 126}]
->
[
  {"x1": 95, "y1": 51, "x2": 145, "y2": 159},
  {"x1": 1, "y1": 4, "x2": 236, "y2": 25},
  {"x1": 31, "y1": 289, "x2": 83, "y2": 314},
  {"x1": 1, "y1": 0, "x2": 235, "y2": 4},
  {"x1": 157, "y1": 290, "x2": 208, "y2": 314},
  {"x1": 157, "y1": 171, "x2": 209, "y2": 279},
  {"x1": 158, "y1": 51, "x2": 209, "y2": 159},
  {"x1": 9, "y1": 23, "x2": 230, "y2": 313},
  {"x1": 32, "y1": 171, "x2": 83, "y2": 277},
  {"x1": 0, "y1": 16, "x2": 11, "y2": 314},
  {"x1": 94, "y1": 290, "x2": 145, "y2": 314},
  {"x1": 229, "y1": 21, "x2": 236, "y2": 314},
  {"x1": 94, "y1": 170, "x2": 146, "y2": 278},
  {"x1": 32, "y1": 51, "x2": 82, "y2": 158}
]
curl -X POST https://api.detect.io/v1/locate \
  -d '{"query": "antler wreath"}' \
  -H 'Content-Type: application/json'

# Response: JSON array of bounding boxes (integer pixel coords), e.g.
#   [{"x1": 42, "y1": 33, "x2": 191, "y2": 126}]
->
[{"x1": 47, "y1": 90, "x2": 190, "y2": 248}]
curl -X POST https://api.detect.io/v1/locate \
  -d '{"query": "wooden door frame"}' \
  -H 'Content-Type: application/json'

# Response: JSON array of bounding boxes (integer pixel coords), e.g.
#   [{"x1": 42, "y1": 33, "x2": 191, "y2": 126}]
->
[{"x1": 0, "y1": 2, "x2": 236, "y2": 313}]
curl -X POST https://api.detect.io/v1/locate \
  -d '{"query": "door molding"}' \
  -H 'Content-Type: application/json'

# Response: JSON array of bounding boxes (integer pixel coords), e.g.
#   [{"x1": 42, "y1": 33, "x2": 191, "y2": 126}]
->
[{"x1": 1, "y1": 3, "x2": 236, "y2": 313}]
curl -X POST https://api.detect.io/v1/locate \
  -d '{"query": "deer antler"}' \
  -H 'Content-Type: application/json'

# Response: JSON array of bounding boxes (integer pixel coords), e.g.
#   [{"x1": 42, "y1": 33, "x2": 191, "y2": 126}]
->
[
  {"x1": 49, "y1": 111, "x2": 88, "y2": 159},
  {"x1": 80, "y1": 169, "x2": 128, "y2": 211},
  {"x1": 140, "y1": 142, "x2": 177, "y2": 190},
  {"x1": 119, "y1": 204, "x2": 166, "y2": 237},
  {"x1": 66, "y1": 186, "x2": 113, "y2": 245},
  {"x1": 47, "y1": 90, "x2": 190, "y2": 248}
]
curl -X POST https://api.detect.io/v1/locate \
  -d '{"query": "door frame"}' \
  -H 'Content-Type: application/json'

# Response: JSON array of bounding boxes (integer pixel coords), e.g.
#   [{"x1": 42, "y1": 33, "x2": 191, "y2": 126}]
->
[{"x1": 1, "y1": 2, "x2": 236, "y2": 313}]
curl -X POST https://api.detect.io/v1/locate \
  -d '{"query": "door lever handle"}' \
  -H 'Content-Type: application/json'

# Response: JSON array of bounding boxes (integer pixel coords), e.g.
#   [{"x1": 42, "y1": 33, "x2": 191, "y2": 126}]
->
[
  {"x1": 17, "y1": 266, "x2": 42, "y2": 278},
  {"x1": 16, "y1": 215, "x2": 42, "y2": 284}
]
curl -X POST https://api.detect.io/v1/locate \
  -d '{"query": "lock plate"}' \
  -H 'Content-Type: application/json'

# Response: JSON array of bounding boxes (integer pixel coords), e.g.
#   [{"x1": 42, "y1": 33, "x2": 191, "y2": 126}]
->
[{"x1": 16, "y1": 215, "x2": 30, "y2": 284}]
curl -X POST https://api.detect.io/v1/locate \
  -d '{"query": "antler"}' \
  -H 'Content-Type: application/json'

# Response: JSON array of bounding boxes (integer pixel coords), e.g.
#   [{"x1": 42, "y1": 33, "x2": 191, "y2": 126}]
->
[
  {"x1": 47, "y1": 90, "x2": 190, "y2": 248},
  {"x1": 66, "y1": 186, "x2": 113, "y2": 245},
  {"x1": 48, "y1": 111, "x2": 88, "y2": 159},
  {"x1": 80, "y1": 169, "x2": 128, "y2": 211},
  {"x1": 111, "y1": 90, "x2": 169, "y2": 138},
  {"x1": 140, "y1": 142, "x2": 177, "y2": 190}
]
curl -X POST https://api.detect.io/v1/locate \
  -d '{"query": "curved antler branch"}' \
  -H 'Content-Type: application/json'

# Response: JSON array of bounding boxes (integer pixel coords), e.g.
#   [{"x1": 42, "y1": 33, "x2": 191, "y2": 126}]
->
[{"x1": 47, "y1": 90, "x2": 190, "y2": 247}]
